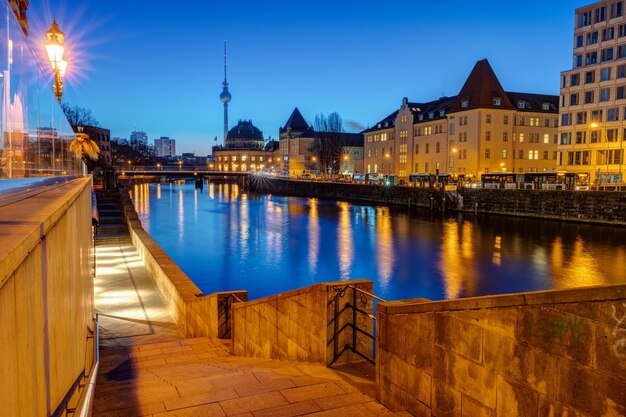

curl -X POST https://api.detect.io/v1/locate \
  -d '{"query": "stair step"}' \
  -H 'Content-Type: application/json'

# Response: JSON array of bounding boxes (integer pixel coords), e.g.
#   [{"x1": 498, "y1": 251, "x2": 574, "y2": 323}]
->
[
  {"x1": 98, "y1": 224, "x2": 128, "y2": 234},
  {"x1": 99, "y1": 216, "x2": 126, "y2": 225}
]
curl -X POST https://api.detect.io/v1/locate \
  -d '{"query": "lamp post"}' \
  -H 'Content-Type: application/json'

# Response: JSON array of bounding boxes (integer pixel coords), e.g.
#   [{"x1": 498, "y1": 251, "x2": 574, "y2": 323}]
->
[{"x1": 44, "y1": 21, "x2": 67, "y2": 104}]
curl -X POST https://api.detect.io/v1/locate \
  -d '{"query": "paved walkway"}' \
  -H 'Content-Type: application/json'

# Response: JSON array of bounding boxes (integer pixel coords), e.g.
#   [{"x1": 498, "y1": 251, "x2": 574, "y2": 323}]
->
[
  {"x1": 93, "y1": 242, "x2": 406, "y2": 417},
  {"x1": 95, "y1": 242, "x2": 182, "y2": 348}
]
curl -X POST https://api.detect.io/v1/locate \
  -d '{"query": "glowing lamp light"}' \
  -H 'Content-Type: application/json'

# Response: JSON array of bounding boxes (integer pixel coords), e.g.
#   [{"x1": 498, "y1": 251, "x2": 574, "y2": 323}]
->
[
  {"x1": 45, "y1": 20, "x2": 66, "y2": 103},
  {"x1": 590, "y1": 122, "x2": 599, "y2": 128},
  {"x1": 343, "y1": 155, "x2": 349, "y2": 161},
  {"x1": 45, "y1": 21, "x2": 65, "y2": 64}
]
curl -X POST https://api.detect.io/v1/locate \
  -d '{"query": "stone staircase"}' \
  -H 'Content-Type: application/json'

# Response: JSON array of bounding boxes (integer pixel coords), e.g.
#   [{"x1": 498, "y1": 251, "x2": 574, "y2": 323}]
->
[
  {"x1": 95, "y1": 191, "x2": 131, "y2": 244},
  {"x1": 94, "y1": 337, "x2": 410, "y2": 417}
]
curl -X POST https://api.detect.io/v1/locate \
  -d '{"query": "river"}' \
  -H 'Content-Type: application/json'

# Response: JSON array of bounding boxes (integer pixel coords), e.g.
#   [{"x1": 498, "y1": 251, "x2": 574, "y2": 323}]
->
[{"x1": 132, "y1": 181, "x2": 626, "y2": 301}]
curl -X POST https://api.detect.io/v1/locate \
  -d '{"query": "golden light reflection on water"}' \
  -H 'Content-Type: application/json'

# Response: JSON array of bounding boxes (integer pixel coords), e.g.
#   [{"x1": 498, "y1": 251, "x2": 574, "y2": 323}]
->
[
  {"x1": 551, "y1": 236, "x2": 601, "y2": 288},
  {"x1": 308, "y1": 198, "x2": 319, "y2": 274},
  {"x1": 157, "y1": 183, "x2": 161, "y2": 200},
  {"x1": 493, "y1": 236, "x2": 502, "y2": 266},
  {"x1": 439, "y1": 220, "x2": 477, "y2": 299},
  {"x1": 375, "y1": 207, "x2": 394, "y2": 289},
  {"x1": 338, "y1": 202, "x2": 354, "y2": 280}
]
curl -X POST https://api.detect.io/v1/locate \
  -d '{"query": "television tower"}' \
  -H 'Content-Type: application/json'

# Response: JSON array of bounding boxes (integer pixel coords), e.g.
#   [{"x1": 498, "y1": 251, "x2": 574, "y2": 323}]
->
[{"x1": 219, "y1": 41, "x2": 232, "y2": 143}]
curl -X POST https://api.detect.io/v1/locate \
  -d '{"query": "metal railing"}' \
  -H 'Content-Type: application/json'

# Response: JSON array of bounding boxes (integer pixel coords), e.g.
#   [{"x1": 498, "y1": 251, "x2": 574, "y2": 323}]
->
[
  {"x1": 217, "y1": 293, "x2": 245, "y2": 339},
  {"x1": 328, "y1": 284, "x2": 387, "y2": 366},
  {"x1": 50, "y1": 314, "x2": 99, "y2": 417}
]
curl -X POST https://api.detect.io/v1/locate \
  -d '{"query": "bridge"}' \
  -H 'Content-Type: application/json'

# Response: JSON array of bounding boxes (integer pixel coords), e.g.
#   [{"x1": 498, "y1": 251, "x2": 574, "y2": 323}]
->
[{"x1": 117, "y1": 166, "x2": 248, "y2": 178}]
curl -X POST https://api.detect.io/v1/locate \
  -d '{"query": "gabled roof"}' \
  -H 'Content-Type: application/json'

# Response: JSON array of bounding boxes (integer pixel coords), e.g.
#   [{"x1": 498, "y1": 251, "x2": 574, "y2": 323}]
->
[
  {"x1": 362, "y1": 110, "x2": 399, "y2": 133},
  {"x1": 505, "y1": 92, "x2": 559, "y2": 114},
  {"x1": 282, "y1": 107, "x2": 309, "y2": 132},
  {"x1": 413, "y1": 96, "x2": 457, "y2": 124},
  {"x1": 449, "y1": 59, "x2": 514, "y2": 113}
]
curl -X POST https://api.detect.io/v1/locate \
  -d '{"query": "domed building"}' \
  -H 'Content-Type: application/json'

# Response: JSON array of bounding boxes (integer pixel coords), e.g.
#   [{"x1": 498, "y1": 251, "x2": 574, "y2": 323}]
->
[
  {"x1": 213, "y1": 120, "x2": 281, "y2": 172},
  {"x1": 224, "y1": 120, "x2": 264, "y2": 150}
]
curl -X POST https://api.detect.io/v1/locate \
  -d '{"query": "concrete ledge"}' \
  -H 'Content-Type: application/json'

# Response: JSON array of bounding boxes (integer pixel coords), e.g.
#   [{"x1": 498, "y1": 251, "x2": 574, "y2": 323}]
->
[
  {"x1": 380, "y1": 283, "x2": 626, "y2": 315},
  {"x1": 0, "y1": 178, "x2": 91, "y2": 287},
  {"x1": 120, "y1": 187, "x2": 248, "y2": 338}
]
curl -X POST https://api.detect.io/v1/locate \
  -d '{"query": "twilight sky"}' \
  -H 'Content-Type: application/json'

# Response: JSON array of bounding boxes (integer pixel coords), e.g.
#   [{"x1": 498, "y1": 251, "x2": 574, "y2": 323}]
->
[{"x1": 28, "y1": 0, "x2": 587, "y2": 155}]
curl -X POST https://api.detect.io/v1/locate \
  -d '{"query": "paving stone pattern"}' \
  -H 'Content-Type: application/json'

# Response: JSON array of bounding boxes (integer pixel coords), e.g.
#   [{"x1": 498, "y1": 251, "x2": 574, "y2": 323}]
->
[{"x1": 94, "y1": 338, "x2": 410, "y2": 417}]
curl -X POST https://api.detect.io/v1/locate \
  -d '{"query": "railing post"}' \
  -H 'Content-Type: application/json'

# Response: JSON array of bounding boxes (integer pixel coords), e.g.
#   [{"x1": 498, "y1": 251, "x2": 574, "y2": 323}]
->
[{"x1": 352, "y1": 286, "x2": 357, "y2": 355}]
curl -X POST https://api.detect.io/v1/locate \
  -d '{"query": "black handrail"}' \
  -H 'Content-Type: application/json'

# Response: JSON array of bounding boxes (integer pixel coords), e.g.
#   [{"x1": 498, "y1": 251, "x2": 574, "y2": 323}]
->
[
  {"x1": 217, "y1": 293, "x2": 245, "y2": 339},
  {"x1": 328, "y1": 284, "x2": 387, "y2": 366}
]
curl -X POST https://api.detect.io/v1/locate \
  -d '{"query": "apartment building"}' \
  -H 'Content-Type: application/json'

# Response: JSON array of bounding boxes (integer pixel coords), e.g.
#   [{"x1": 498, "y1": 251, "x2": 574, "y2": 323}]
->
[
  {"x1": 364, "y1": 59, "x2": 559, "y2": 182},
  {"x1": 558, "y1": 0, "x2": 626, "y2": 186}
]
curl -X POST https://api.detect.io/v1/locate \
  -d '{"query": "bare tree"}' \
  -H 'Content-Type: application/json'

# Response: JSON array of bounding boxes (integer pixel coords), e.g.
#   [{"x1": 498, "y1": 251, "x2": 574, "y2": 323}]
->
[
  {"x1": 62, "y1": 103, "x2": 100, "y2": 131},
  {"x1": 310, "y1": 112, "x2": 344, "y2": 175}
]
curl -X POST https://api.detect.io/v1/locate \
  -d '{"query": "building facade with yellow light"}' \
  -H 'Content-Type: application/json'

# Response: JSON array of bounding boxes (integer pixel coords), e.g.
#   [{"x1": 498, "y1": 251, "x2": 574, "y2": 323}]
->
[
  {"x1": 279, "y1": 107, "x2": 364, "y2": 176},
  {"x1": 558, "y1": 0, "x2": 626, "y2": 186},
  {"x1": 364, "y1": 59, "x2": 559, "y2": 181},
  {"x1": 213, "y1": 120, "x2": 280, "y2": 172}
]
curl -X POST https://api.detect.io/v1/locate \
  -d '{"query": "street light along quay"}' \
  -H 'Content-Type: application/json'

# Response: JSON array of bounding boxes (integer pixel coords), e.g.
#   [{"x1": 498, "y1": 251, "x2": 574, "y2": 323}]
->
[{"x1": 44, "y1": 20, "x2": 67, "y2": 103}]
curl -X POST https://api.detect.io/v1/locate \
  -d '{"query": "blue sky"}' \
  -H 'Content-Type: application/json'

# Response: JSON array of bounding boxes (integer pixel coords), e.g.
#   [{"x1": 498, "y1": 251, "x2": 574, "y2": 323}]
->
[{"x1": 28, "y1": 0, "x2": 587, "y2": 155}]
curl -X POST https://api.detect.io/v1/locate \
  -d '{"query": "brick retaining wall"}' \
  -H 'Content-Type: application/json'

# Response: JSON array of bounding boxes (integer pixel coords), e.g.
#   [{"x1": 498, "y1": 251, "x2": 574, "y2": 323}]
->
[
  {"x1": 376, "y1": 285, "x2": 626, "y2": 417},
  {"x1": 246, "y1": 177, "x2": 626, "y2": 225}
]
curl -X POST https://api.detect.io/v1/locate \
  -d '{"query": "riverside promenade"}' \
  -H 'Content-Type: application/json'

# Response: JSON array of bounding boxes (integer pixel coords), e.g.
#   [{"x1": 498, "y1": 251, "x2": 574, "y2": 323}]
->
[{"x1": 93, "y1": 239, "x2": 407, "y2": 417}]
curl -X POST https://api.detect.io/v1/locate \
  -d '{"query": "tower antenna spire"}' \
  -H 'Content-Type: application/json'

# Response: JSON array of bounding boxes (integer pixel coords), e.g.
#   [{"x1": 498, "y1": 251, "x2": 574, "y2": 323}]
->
[{"x1": 219, "y1": 40, "x2": 232, "y2": 144}]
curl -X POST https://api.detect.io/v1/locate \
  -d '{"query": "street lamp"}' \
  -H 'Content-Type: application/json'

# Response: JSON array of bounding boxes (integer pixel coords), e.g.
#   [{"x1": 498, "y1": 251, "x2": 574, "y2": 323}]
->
[
  {"x1": 156, "y1": 163, "x2": 161, "y2": 171},
  {"x1": 178, "y1": 160, "x2": 183, "y2": 171},
  {"x1": 44, "y1": 21, "x2": 67, "y2": 104}
]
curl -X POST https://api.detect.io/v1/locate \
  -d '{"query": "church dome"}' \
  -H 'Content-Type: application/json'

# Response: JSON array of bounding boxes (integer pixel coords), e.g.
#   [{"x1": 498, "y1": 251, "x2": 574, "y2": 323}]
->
[{"x1": 225, "y1": 120, "x2": 264, "y2": 149}]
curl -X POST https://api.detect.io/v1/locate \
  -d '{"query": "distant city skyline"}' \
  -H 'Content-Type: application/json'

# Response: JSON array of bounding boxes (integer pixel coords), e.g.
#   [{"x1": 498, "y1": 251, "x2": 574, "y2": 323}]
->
[{"x1": 28, "y1": 0, "x2": 588, "y2": 154}]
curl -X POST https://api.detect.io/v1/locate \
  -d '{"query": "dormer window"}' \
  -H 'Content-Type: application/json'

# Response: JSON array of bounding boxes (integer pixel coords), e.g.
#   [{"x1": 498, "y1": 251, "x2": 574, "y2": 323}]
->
[
  {"x1": 439, "y1": 110, "x2": 445, "y2": 117},
  {"x1": 377, "y1": 123, "x2": 381, "y2": 128},
  {"x1": 461, "y1": 100, "x2": 469, "y2": 108},
  {"x1": 418, "y1": 114, "x2": 424, "y2": 121},
  {"x1": 493, "y1": 98, "x2": 501, "y2": 106},
  {"x1": 518, "y1": 101, "x2": 526, "y2": 109},
  {"x1": 542, "y1": 102, "x2": 551, "y2": 111},
  {"x1": 428, "y1": 112, "x2": 434, "y2": 119}
]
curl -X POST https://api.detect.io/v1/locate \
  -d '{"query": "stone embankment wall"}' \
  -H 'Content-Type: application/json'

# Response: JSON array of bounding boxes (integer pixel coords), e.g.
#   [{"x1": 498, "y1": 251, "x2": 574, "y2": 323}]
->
[
  {"x1": 246, "y1": 177, "x2": 626, "y2": 225},
  {"x1": 377, "y1": 285, "x2": 626, "y2": 417},
  {"x1": 232, "y1": 280, "x2": 374, "y2": 366},
  {"x1": 119, "y1": 188, "x2": 248, "y2": 338},
  {"x1": 0, "y1": 179, "x2": 95, "y2": 417}
]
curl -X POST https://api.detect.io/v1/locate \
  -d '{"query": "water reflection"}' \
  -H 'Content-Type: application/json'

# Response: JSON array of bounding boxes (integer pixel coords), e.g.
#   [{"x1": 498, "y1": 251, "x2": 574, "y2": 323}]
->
[
  {"x1": 375, "y1": 207, "x2": 394, "y2": 289},
  {"x1": 338, "y1": 202, "x2": 354, "y2": 280},
  {"x1": 135, "y1": 182, "x2": 626, "y2": 300},
  {"x1": 308, "y1": 198, "x2": 319, "y2": 274}
]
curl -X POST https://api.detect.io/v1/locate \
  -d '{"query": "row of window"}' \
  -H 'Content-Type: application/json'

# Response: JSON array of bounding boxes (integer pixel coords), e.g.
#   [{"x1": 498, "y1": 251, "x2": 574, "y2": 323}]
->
[
  {"x1": 563, "y1": 64, "x2": 626, "y2": 87},
  {"x1": 415, "y1": 124, "x2": 445, "y2": 136},
  {"x1": 577, "y1": 2, "x2": 623, "y2": 28},
  {"x1": 561, "y1": 149, "x2": 623, "y2": 165},
  {"x1": 365, "y1": 132, "x2": 390, "y2": 143},
  {"x1": 573, "y1": 45, "x2": 626, "y2": 67},
  {"x1": 366, "y1": 147, "x2": 393, "y2": 158},
  {"x1": 561, "y1": 107, "x2": 626, "y2": 126},
  {"x1": 217, "y1": 155, "x2": 268, "y2": 162},
  {"x1": 567, "y1": 87, "x2": 617, "y2": 105},
  {"x1": 561, "y1": 128, "x2": 626, "y2": 144},
  {"x1": 575, "y1": 23, "x2": 626, "y2": 48},
  {"x1": 217, "y1": 163, "x2": 268, "y2": 172}
]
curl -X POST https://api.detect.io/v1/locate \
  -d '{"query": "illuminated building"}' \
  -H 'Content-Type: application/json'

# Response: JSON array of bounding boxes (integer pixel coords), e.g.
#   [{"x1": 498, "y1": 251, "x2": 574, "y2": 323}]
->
[
  {"x1": 558, "y1": 0, "x2": 626, "y2": 187},
  {"x1": 213, "y1": 120, "x2": 279, "y2": 172},
  {"x1": 364, "y1": 59, "x2": 559, "y2": 181}
]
